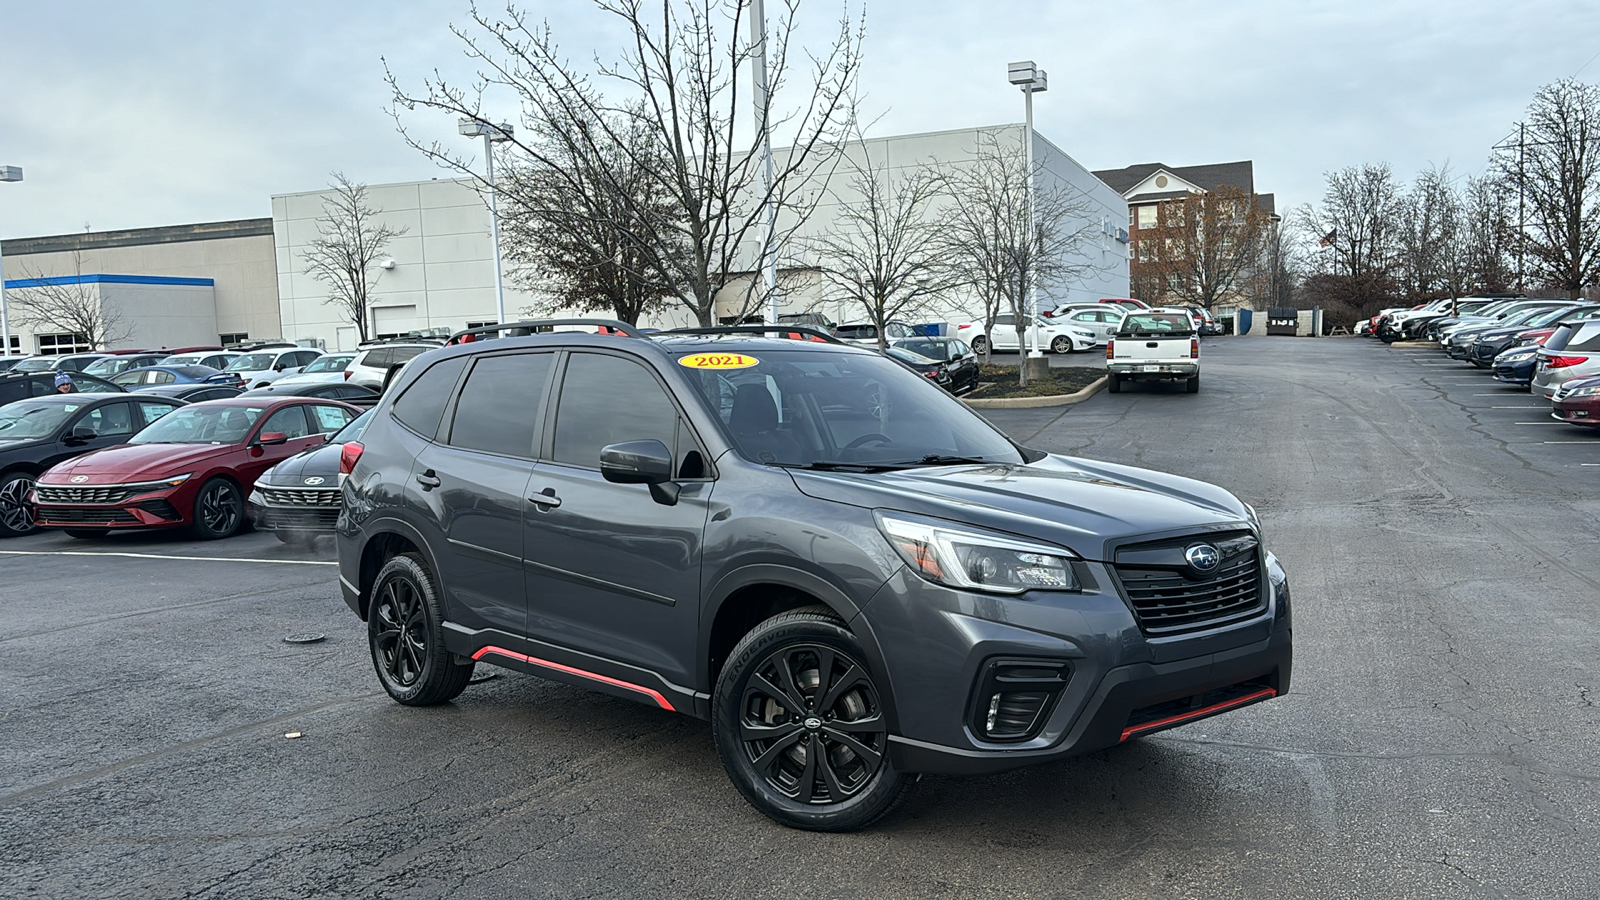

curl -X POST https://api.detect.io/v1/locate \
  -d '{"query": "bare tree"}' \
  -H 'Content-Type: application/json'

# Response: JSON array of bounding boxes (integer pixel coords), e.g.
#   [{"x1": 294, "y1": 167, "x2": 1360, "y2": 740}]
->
[
  {"x1": 1461, "y1": 173, "x2": 1516, "y2": 294},
  {"x1": 1296, "y1": 164, "x2": 1404, "y2": 319},
  {"x1": 301, "y1": 174, "x2": 405, "y2": 342},
  {"x1": 387, "y1": 0, "x2": 863, "y2": 326},
  {"x1": 1396, "y1": 164, "x2": 1459, "y2": 302},
  {"x1": 800, "y1": 138, "x2": 949, "y2": 349},
  {"x1": 1498, "y1": 79, "x2": 1600, "y2": 297},
  {"x1": 10, "y1": 250, "x2": 132, "y2": 350},
  {"x1": 933, "y1": 130, "x2": 1097, "y2": 384},
  {"x1": 1133, "y1": 185, "x2": 1272, "y2": 310},
  {"x1": 500, "y1": 104, "x2": 680, "y2": 324}
]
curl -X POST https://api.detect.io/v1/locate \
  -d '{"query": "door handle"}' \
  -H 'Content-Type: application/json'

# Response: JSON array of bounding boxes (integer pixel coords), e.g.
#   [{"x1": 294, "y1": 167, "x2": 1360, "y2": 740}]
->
[
  {"x1": 415, "y1": 470, "x2": 441, "y2": 490},
  {"x1": 528, "y1": 488, "x2": 562, "y2": 510}
]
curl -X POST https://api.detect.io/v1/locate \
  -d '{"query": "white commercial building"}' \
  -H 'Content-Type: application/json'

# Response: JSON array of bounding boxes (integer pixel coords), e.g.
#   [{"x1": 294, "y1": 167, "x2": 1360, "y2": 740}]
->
[{"x1": 272, "y1": 124, "x2": 1129, "y2": 346}]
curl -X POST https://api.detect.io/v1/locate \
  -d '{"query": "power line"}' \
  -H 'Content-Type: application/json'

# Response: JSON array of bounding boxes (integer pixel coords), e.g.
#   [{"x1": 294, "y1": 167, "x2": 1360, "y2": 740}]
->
[{"x1": 1573, "y1": 48, "x2": 1600, "y2": 79}]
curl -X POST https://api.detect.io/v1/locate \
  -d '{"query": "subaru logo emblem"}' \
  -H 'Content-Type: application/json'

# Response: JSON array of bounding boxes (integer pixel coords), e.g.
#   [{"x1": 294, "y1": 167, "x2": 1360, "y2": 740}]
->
[
  {"x1": 70, "y1": 475, "x2": 90, "y2": 484},
  {"x1": 1185, "y1": 543, "x2": 1221, "y2": 571},
  {"x1": 304, "y1": 476, "x2": 325, "y2": 486}
]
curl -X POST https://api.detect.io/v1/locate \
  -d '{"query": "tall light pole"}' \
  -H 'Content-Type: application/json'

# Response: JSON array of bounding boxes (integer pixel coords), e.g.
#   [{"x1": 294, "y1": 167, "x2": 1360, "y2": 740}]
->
[
  {"x1": 1006, "y1": 61, "x2": 1047, "y2": 360},
  {"x1": 0, "y1": 165, "x2": 20, "y2": 358},
  {"x1": 750, "y1": 0, "x2": 778, "y2": 324},
  {"x1": 460, "y1": 118, "x2": 515, "y2": 327}
]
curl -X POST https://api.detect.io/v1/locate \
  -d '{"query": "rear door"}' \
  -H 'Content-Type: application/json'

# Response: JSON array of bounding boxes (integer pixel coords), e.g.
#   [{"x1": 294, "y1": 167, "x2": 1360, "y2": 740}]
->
[
  {"x1": 412, "y1": 351, "x2": 552, "y2": 638},
  {"x1": 520, "y1": 350, "x2": 711, "y2": 689},
  {"x1": 990, "y1": 314, "x2": 1019, "y2": 350}
]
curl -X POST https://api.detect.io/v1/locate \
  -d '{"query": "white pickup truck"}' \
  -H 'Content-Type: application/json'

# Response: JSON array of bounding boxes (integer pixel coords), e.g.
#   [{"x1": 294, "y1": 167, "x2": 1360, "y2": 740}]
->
[{"x1": 1106, "y1": 311, "x2": 1201, "y2": 393}]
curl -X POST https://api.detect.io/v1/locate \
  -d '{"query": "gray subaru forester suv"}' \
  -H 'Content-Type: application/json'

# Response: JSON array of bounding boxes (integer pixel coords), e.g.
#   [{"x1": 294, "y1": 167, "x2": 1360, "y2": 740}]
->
[{"x1": 337, "y1": 320, "x2": 1292, "y2": 831}]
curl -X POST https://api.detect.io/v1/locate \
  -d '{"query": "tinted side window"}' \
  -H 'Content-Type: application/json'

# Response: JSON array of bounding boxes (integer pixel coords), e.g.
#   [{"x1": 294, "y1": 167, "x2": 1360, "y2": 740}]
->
[
  {"x1": 81, "y1": 402, "x2": 134, "y2": 437},
  {"x1": 137, "y1": 402, "x2": 179, "y2": 427},
  {"x1": 552, "y1": 354, "x2": 678, "y2": 468},
  {"x1": 393, "y1": 347, "x2": 429, "y2": 364},
  {"x1": 262, "y1": 406, "x2": 312, "y2": 439},
  {"x1": 391, "y1": 357, "x2": 467, "y2": 439},
  {"x1": 447, "y1": 353, "x2": 554, "y2": 458},
  {"x1": 364, "y1": 349, "x2": 394, "y2": 369}
]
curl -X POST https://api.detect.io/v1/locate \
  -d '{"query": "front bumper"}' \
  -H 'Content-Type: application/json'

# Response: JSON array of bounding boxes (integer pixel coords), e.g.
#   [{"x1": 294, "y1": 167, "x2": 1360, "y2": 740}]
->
[
  {"x1": 1108, "y1": 362, "x2": 1198, "y2": 379},
  {"x1": 33, "y1": 496, "x2": 187, "y2": 530},
  {"x1": 248, "y1": 488, "x2": 340, "y2": 532},
  {"x1": 863, "y1": 549, "x2": 1292, "y2": 776},
  {"x1": 1551, "y1": 396, "x2": 1600, "y2": 426}
]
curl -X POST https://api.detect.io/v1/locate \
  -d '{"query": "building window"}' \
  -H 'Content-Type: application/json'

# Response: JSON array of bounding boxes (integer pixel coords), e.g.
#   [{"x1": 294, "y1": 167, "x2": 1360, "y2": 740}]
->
[
  {"x1": 36, "y1": 332, "x2": 92, "y2": 355},
  {"x1": 219, "y1": 332, "x2": 249, "y2": 346},
  {"x1": 465, "y1": 321, "x2": 498, "y2": 330},
  {"x1": 4, "y1": 335, "x2": 17, "y2": 353},
  {"x1": 1136, "y1": 205, "x2": 1159, "y2": 230}
]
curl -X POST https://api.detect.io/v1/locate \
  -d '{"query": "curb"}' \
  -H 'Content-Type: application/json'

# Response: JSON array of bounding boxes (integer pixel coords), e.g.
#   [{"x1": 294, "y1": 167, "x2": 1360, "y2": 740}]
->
[{"x1": 962, "y1": 376, "x2": 1108, "y2": 409}]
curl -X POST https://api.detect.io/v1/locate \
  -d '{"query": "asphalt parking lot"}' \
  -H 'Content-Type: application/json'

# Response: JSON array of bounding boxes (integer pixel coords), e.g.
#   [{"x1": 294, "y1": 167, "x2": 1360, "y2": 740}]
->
[{"x1": 4, "y1": 336, "x2": 1598, "y2": 899}]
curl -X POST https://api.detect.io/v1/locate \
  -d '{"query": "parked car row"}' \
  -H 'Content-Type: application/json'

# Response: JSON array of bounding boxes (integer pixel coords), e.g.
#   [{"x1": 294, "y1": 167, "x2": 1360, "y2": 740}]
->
[{"x1": 1363, "y1": 297, "x2": 1600, "y2": 429}]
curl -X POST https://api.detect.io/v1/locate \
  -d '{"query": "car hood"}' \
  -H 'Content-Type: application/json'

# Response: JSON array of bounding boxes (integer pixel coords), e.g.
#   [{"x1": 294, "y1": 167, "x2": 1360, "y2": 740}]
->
[
  {"x1": 42, "y1": 443, "x2": 234, "y2": 484},
  {"x1": 258, "y1": 439, "x2": 341, "y2": 483},
  {"x1": 789, "y1": 454, "x2": 1250, "y2": 562}
]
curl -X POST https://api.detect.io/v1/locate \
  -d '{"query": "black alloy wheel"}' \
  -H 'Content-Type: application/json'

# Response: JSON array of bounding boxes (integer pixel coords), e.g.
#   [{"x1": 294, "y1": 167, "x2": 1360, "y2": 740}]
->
[
  {"x1": 367, "y1": 553, "x2": 474, "y2": 705},
  {"x1": 0, "y1": 472, "x2": 38, "y2": 537},
  {"x1": 1051, "y1": 335, "x2": 1072, "y2": 354},
  {"x1": 191, "y1": 477, "x2": 244, "y2": 539},
  {"x1": 714, "y1": 608, "x2": 908, "y2": 831}
]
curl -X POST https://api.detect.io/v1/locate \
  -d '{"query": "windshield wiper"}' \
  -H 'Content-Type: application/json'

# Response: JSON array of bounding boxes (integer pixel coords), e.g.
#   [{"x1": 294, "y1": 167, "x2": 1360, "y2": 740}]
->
[
  {"x1": 902, "y1": 454, "x2": 991, "y2": 466},
  {"x1": 778, "y1": 460, "x2": 908, "y2": 472}
]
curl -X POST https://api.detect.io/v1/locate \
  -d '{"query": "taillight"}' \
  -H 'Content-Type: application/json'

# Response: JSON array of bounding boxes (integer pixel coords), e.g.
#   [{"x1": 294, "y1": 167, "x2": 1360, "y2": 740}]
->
[
  {"x1": 1190, "y1": 338, "x2": 1199, "y2": 359},
  {"x1": 1546, "y1": 355, "x2": 1587, "y2": 369},
  {"x1": 343, "y1": 370, "x2": 352, "y2": 380},
  {"x1": 1106, "y1": 339, "x2": 1114, "y2": 359},
  {"x1": 339, "y1": 441, "x2": 365, "y2": 475},
  {"x1": 957, "y1": 323, "x2": 972, "y2": 330}
]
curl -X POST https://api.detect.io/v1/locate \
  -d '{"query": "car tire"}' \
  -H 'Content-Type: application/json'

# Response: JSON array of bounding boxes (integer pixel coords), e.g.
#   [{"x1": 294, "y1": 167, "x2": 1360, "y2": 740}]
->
[
  {"x1": 64, "y1": 528, "x2": 109, "y2": 539},
  {"x1": 971, "y1": 335, "x2": 988, "y2": 355},
  {"x1": 712, "y1": 607, "x2": 908, "y2": 832},
  {"x1": 190, "y1": 477, "x2": 245, "y2": 540},
  {"x1": 1108, "y1": 374, "x2": 1122, "y2": 393},
  {"x1": 1051, "y1": 336, "x2": 1072, "y2": 354},
  {"x1": 1186, "y1": 375, "x2": 1200, "y2": 393},
  {"x1": 0, "y1": 471, "x2": 38, "y2": 537},
  {"x1": 368, "y1": 553, "x2": 474, "y2": 706}
]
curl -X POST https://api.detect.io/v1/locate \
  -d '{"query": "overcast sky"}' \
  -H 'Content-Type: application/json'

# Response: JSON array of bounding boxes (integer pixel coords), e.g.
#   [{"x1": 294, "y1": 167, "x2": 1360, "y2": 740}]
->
[{"x1": 2, "y1": 0, "x2": 1598, "y2": 241}]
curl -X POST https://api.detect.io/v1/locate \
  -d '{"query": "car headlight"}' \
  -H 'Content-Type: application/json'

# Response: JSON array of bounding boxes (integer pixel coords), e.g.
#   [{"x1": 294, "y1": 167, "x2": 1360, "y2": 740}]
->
[
  {"x1": 126, "y1": 473, "x2": 192, "y2": 495},
  {"x1": 1243, "y1": 501, "x2": 1263, "y2": 535},
  {"x1": 1567, "y1": 385, "x2": 1600, "y2": 397},
  {"x1": 1501, "y1": 351, "x2": 1533, "y2": 362},
  {"x1": 1070, "y1": 328, "x2": 1094, "y2": 338},
  {"x1": 876, "y1": 513, "x2": 1080, "y2": 594}
]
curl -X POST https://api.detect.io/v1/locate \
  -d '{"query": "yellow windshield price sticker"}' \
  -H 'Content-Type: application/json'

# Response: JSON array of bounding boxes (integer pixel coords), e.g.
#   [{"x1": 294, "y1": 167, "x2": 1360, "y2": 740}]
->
[{"x1": 678, "y1": 352, "x2": 759, "y2": 370}]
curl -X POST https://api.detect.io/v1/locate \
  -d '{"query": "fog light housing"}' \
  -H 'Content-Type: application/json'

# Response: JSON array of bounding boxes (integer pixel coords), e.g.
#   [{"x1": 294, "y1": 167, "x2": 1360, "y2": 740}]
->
[{"x1": 970, "y1": 658, "x2": 1071, "y2": 743}]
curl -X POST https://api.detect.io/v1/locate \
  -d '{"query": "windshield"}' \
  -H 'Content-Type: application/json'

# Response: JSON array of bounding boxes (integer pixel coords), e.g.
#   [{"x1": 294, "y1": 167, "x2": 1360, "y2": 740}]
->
[
  {"x1": 678, "y1": 349, "x2": 1022, "y2": 468},
  {"x1": 224, "y1": 353, "x2": 275, "y2": 372},
  {"x1": 1117, "y1": 313, "x2": 1195, "y2": 336},
  {"x1": 0, "y1": 401, "x2": 83, "y2": 441},
  {"x1": 300, "y1": 354, "x2": 351, "y2": 373},
  {"x1": 12, "y1": 357, "x2": 56, "y2": 373},
  {"x1": 83, "y1": 358, "x2": 131, "y2": 376},
  {"x1": 160, "y1": 354, "x2": 203, "y2": 365},
  {"x1": 130, "y1": 404, "x2": 267, "y2": 444}
]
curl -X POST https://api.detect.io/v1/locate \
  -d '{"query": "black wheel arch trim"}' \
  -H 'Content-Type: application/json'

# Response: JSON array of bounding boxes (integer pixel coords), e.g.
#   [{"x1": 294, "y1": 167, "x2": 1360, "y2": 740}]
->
[
  {"x1": 351, "y1": 513, "x2": 446, "y2": 621},
  {"x1": 699, "y1": 563, "x2": 899, "y2": 731}
]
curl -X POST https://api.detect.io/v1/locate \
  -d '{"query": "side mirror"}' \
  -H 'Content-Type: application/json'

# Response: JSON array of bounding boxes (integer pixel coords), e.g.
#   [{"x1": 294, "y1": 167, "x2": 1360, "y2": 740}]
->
[
  {"x1": 256, "y1": 431, "x2": 289, "y2": 446},
  {"x1": 600, "y1": 439, "x2": 679, "y2": 505},
  {"x1": 65, "y1": 425, "x2": 97, "y2": 444},
  {"x1": 274, "y1": 363, "x2": 288, "y2": 372}
]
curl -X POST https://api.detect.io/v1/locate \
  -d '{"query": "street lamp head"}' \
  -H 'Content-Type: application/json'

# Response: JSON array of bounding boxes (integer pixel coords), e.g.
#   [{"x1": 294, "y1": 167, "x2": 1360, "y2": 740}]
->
[
  {"x1": 458, "y1": 118, "x2": 514, "y2": 142},
  {"x1": 0, "y1": 166, "x2": 21, "y2": 183},
  {"x1": 1030, "y1": 70, "x2": 1048, "y2": 93},
  {"x1": 1007, "y1": 60, "x2": 1037, "y2": 86}
]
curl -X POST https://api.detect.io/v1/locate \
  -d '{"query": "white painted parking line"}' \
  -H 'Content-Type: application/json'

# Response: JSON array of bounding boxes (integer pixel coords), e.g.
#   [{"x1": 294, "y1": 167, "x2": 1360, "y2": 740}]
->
[
  {"x1": 1515, "y1": 422, "x2": 1565, "y2": 425},
  {"x1": 1545, "y1": 441, "x2": 1600, "y2": 444},
  {"x1": 1490, "y1": 406, "x2": 1544, "y2": 409},
  {"x1": 0, "y1": 549, "x2": 337, "y2": 566}
]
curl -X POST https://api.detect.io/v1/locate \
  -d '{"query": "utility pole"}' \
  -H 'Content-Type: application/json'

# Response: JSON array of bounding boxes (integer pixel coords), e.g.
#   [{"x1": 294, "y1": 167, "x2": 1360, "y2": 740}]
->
[{"x1": 750, "y1": 0, "x2": 777, "y2": 325}]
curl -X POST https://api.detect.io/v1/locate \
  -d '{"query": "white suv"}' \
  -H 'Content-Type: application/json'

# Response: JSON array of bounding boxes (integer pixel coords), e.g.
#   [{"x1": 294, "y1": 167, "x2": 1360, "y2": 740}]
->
[
  {"x1": 209, "y1": 346, "x2": 325, "y2": 389},
  {"x1": 344, "y1": 343, "x2": 441, "y2": 391}
]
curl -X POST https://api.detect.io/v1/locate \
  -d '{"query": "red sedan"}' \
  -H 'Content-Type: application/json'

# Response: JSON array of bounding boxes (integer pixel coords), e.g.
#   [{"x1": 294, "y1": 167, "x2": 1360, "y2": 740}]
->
[
  {"x1": 1551, "y1": 374, "x2": 1600, "y2": 428},
  {"x1": 32, "y1": 397, "x2": 360, "y2": 539}
]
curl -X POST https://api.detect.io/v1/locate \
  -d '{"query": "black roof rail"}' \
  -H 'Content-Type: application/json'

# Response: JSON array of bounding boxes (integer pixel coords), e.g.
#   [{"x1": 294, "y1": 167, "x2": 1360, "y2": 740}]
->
[
  {"x1": 445, "y1": 318, "x2": 646, "y2": 345},
  {"x1": 659, "y1": 325, "x2": 844, "y2": 344}
]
